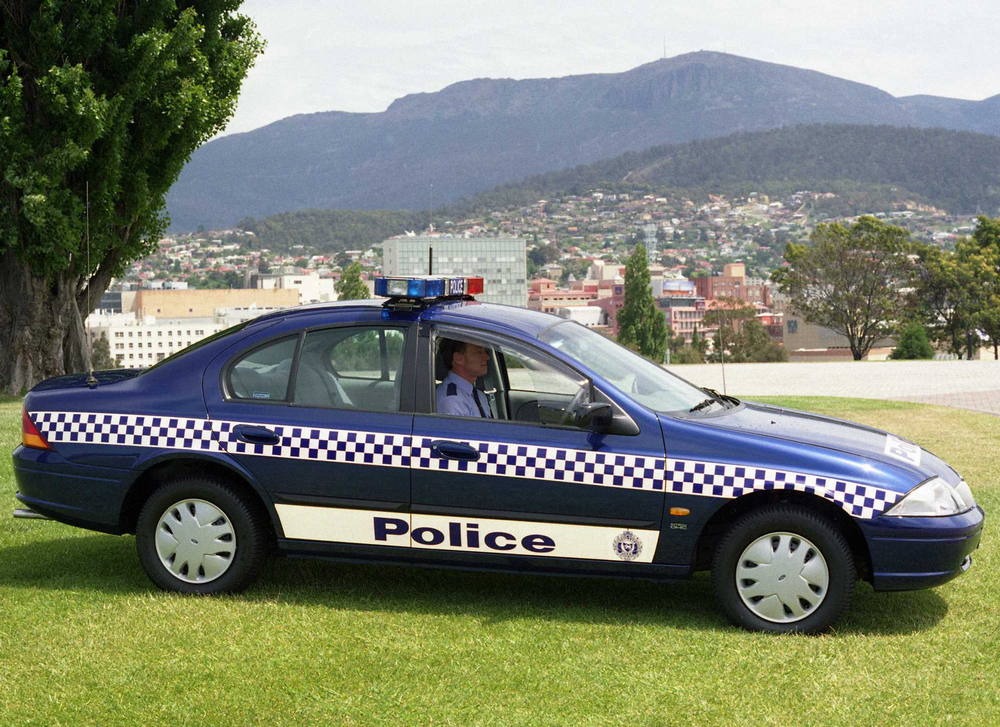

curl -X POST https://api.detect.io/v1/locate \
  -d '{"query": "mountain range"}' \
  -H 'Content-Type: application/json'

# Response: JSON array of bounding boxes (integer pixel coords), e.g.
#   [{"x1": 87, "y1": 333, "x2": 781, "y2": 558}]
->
[{"x1": 165, "y1": 51, "x2": 1000, "y2": 231}]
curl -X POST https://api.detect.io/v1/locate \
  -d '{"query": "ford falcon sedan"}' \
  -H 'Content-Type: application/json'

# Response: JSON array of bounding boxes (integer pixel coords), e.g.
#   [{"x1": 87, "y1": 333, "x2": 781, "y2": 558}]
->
[{"x1": 12, "y1": 275, "x2": 984, "y2": 633}]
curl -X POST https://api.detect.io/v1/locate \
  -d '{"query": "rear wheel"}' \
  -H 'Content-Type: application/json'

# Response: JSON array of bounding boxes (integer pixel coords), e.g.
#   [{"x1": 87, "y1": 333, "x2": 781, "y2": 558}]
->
[
  {"x1": 712, "y1": 504, "x2": 856, "y2": 634},
  {"x1": 136, "y1": 478, "x2": 269, "y2": 594}
]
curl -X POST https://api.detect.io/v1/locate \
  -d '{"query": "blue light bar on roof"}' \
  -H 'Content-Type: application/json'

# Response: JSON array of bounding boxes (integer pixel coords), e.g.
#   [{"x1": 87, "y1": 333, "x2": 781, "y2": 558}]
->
[{"x1": 374, "y1": 275, "x2": 484, "y2": 299}]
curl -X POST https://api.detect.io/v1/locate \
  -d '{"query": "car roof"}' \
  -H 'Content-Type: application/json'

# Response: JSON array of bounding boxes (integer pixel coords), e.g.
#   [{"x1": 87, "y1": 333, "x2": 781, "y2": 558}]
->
[
  {"x1": 419, "y1": 299, "x2": 561, "y2": 337},
  {"x1": 252, "y1": 297, "x2": 563, "y2": 338}
]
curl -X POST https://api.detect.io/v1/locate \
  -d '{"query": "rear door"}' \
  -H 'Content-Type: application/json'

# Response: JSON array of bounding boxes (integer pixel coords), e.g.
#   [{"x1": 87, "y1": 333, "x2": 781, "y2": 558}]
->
[
  {"x1": 405, "y1": 324, "x2": 667, "y2": 571},
  {"x1": 204, "y1": 317, "x2": 417, "y2": 550}
]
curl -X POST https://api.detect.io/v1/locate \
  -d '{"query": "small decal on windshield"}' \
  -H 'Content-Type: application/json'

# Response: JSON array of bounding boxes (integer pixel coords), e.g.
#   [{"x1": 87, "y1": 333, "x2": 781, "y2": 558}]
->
[
  {"x1": 884, "y1": 435, "x2": 921, "y2": 465},
  {"x1": 252, "y1": 391, "x2": 271, "y2": 400}
]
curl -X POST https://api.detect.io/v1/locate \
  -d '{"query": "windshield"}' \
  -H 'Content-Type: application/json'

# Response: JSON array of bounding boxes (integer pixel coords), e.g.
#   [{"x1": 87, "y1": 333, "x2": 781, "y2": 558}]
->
[{"x1": 538, "y1": 321, "x2": 713, "y2": 413}]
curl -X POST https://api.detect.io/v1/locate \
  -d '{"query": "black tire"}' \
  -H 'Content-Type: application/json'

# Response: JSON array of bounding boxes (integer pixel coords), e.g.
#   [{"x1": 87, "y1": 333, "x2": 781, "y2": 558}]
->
[
  {"x1": 136, "y1": 477, "x2": 270, "y2": 594},
  {"x1": 711, "y1": 504, "x2": 856, "y2": 634}
]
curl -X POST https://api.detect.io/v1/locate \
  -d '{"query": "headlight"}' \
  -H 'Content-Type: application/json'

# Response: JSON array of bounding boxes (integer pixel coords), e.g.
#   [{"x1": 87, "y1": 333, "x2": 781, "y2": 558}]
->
[
  {"x1": 884, "y1": 477, "x2": 975, "y2": 517},
  {"x1": 954, "y1": 481, "x2": 977, "y2": 510}
]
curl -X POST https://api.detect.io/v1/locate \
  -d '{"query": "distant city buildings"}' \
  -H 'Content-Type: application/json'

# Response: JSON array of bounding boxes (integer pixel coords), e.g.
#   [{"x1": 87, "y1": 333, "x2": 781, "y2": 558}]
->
[
  {"x1": 87, "y1": 289, "x2": 300, "y2": 368},
  {"x1": 249, "y1": 270, "x2": 337, "y2": 305},
  {"x1": 382, "y1": 235, "x2": 527, "y2": 307},
  {"x1": 693, "y1": 263, "x2": 772, "y2": 308}
]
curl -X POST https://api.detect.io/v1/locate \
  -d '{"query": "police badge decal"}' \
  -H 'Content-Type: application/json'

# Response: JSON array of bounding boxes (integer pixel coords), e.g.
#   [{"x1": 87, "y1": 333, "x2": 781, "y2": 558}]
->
[{"x1": 612, "y1": 530, "x2": 643, "y2": 561}]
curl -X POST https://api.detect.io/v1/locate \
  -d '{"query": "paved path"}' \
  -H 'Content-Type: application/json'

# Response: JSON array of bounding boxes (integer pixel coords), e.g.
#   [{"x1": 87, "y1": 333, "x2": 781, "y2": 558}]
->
[{"x1": 669, "y1": 360, "x2": 1000, "y2": 416}]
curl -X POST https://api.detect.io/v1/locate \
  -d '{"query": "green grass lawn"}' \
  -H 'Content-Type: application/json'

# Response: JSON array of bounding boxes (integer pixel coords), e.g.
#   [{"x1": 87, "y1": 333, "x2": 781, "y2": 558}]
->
[{"x1": 1, "y1": 397, "x2": 997, "y2": 726}]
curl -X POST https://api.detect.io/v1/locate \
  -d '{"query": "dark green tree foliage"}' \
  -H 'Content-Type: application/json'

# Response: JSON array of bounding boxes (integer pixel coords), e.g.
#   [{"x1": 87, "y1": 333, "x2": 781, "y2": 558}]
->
[
  {"x1": 772, "y1": 217, "x2": 914, "y2": 360},
  {"x1": 335, "y1": 262, "x2": 370, "y2": 301},
  {"x1": 616, "y1": 243, "x2": 667, "y2": 362},
  {"x1": 0, "y1": 1, "x2": 263, "y2": 393},
  {"x1": 90, "y1": 333, "x2": 118, "y2": 370},
  {"x1": 890, "y1": 323, "x2": 935, "y2": 360},
  {"x1": 241, "y1": 209, "x2": 430, "y2": 255},
  {"x1": 970, "y1": 217, "x2": 1000, "y2": 359},
  {"x1": 911, "y1": 224, "x2": 999, "y2": 359},
  {"x1": 445, "y1": 125, "x2": 1000, "y2": 220}
]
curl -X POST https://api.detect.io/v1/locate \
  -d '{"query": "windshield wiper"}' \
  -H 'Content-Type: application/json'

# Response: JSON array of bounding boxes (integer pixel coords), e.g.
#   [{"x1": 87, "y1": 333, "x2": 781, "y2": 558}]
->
[
  {"x1": 689, "y1": 398, "x2": 718, "y2": 413},
  {"x1": 701, "y1": 387, "x2": 740, "y2": 407}
]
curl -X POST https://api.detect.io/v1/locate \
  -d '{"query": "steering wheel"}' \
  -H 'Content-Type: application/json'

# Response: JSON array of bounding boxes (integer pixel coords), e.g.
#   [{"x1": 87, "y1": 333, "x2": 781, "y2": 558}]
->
[{"x1": 560, "y1": 387, "x2": 589, "y2": 426}]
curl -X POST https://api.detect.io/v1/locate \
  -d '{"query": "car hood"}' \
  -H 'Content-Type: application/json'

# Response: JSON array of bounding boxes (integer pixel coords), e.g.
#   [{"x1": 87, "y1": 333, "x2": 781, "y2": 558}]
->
[{"x1": 685, "y1": 400, "x2": 960, "y2": 486}]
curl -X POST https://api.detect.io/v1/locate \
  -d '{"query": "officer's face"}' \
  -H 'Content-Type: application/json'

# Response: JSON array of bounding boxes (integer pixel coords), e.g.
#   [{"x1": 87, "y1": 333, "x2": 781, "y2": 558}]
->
[{"x1": 455, "y1": 343, "x2": 490, "y2": 378}]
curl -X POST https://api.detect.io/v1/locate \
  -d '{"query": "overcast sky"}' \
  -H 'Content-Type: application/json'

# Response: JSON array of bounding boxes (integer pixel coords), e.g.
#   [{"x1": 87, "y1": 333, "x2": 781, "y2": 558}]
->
[{"x1": 222, "y1": 0, "x2": 1000, "y2": 136}]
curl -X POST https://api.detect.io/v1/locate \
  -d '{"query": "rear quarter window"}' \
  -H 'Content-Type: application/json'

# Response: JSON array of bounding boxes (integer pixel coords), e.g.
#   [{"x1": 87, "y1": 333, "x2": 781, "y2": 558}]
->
[{"x1": 228, "y1": 336, "x2": 299, "y2": 402}]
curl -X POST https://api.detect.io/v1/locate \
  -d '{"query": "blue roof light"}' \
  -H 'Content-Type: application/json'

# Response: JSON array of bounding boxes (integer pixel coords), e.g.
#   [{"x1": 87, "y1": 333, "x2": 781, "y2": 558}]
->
[{"x1": 373, "y1": 275, "x2": 484, "y2": 302}]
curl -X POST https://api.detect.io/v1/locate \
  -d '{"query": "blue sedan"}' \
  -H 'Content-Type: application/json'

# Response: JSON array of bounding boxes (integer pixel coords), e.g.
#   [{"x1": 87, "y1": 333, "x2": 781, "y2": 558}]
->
[{"x1": 12, "y1": 276, "x2": 984, "y2": 633}]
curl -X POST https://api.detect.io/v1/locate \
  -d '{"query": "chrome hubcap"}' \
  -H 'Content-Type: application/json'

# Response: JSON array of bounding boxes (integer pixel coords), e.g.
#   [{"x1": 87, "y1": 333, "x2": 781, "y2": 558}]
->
[
  {"x1": 155, "y1": 499, "x2": 236, "y2": 584},
  {"x1": 736, "y1": 531, "x2": 829, "y2": 623}
]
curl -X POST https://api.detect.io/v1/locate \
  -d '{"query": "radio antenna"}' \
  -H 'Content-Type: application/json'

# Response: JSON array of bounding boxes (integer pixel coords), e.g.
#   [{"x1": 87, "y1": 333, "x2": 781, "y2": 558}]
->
[
  {"x1": 85, "y1": 181, "x2": 97, "y2": 388},
  {"x1": 720, "y1": 327, "x2": 728, "y2": 396},
  {"x1": 428, "y1": 244, "x2": 433, "y2": 275}
]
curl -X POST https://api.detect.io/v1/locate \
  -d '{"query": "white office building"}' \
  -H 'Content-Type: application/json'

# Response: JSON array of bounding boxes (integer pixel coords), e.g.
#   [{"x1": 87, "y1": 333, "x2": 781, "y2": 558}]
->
[
  {"x1": 86, "y1": 307, "x2": 286, "y2": 368},
  {"x1": 252, "y1": 271, "x2": 337, "y2": 305},
  {"x1": 381, "y1": 236, "x2": 527, "y2": 307}
]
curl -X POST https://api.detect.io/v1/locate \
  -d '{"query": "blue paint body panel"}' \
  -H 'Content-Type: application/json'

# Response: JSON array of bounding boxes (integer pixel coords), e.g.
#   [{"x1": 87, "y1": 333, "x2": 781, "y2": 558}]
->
[{"x1": 10, "y1": 298, "x2": 985, "y2": 591}]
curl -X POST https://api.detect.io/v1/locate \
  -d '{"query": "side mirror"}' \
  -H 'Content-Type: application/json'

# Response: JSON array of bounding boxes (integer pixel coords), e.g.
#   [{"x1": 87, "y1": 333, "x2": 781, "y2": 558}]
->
[{"x1": 575, "y1": 402, "x2": 613, "y2": 431}]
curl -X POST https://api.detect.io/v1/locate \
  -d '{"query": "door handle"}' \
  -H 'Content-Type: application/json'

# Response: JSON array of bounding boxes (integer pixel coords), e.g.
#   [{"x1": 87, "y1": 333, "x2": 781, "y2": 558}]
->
[
  {"x1": 429, "y1": 440, "x2": 481, "y2": 462},
  {"x1": 234, "y1": 425, "x2": 281, "y2": 445}
]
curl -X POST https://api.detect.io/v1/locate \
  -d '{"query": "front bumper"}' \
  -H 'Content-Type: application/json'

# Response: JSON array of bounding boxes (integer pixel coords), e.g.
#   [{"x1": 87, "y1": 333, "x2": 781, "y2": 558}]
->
[{"x1": 864, "y1": 506, "x2": 985, "y2": 591}]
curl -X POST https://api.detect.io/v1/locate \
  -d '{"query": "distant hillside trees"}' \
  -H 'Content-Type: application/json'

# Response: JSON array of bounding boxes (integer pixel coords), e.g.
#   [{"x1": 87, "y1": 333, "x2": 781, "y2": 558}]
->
[
  {"x1": 454, "y1": 125, "x2": 1000, "y2": 219},
  {"x1": 772, "y1": 217, "x2": 916, "y2": 360},
  {"x1": 240, "y1": 210, "x2": 432, "y2": 256}
]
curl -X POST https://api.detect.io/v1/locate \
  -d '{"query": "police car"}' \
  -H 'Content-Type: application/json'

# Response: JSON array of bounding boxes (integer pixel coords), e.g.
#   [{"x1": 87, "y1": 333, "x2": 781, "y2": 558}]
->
[{"x1": 12, "y1": 275, "x2": 984, "y2": 633}]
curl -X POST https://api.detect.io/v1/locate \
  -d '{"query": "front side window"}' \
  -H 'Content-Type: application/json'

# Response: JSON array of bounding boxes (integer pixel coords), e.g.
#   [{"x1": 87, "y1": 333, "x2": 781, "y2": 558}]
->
[
  {"x1": 228, "y1": 336, "x2": 298, "y2": 402},
  {"x1": 294, "y1": 327, "x2": 405, "y2": 412},
  {"x1": 433, "y1": 332, "x2": 589, "y2": 427}
]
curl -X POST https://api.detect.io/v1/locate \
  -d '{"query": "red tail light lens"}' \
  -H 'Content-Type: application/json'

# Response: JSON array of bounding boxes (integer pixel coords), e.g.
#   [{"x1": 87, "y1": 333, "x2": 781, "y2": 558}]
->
[{"x1": 22, "y1": 407, "x2": 52, "y2": 451}]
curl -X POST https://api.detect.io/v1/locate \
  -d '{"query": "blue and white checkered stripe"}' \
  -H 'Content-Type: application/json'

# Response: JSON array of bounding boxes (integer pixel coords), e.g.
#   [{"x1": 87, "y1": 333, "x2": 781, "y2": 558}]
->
[
  {"x1": 33, "y1": 411, "x2": 221, "y2": 452},
  {"x1": 665, "y1": 459, "x2": 900, "y2": 520},
  {"x1": 411, "y1": 436, "x2": 665, "y2": 490},
  {"x1": 210, "y1": 420, "x2": 412, "y2": 468},
  {"x1": 31, "y1": 411, "x2": 901, "y2": 519}
]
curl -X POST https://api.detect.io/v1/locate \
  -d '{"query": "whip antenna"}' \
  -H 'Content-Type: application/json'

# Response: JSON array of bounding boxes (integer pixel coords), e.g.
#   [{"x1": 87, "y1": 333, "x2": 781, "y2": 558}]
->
[{"x1": 85, "y1": 181, "x2": 97, "y2": 388}]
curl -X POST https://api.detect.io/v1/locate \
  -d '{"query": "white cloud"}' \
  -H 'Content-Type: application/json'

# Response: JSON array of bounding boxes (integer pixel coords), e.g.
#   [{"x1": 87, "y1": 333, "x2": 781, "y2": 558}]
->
[{"x1": 220, "y1": 0, "x2": 1000, "y2": 136}]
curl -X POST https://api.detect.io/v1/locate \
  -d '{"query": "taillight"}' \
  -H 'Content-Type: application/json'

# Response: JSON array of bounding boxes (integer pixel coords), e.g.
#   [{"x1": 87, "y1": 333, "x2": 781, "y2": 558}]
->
[{"x1": 22, "y1": 407, "x2": 53, "y2": 451}]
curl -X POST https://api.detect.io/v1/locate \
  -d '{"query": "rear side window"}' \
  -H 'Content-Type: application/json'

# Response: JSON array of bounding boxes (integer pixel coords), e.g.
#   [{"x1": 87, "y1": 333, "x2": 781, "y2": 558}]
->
[
  {"x1": 228, "y1": 336, "x2": 298, "y2": 402},
  {"x1": 294, "y1": 327, "x2": 405, "y2": 411}
]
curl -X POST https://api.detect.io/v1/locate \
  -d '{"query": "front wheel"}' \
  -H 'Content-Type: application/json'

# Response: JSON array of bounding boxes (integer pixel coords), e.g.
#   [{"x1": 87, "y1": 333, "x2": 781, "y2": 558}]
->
[
  {"x1": 136, "y1": 478, "x2": 270, "y2": 594},
  {"x1": 712, "y1": 504, "x2": 856, "y2": 634}
]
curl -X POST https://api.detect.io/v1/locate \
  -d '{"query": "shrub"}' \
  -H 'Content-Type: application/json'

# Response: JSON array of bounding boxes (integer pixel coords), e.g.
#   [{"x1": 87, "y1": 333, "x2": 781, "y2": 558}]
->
[{"x1": 891, "y1": 322, "x2": 935, "y2": 359}]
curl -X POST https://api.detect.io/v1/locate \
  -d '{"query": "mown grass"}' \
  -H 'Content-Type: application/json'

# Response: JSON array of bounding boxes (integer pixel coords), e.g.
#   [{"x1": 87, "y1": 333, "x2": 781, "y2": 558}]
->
[{"x1": 0, "y1": 397, "x2": 996, "y2": 726}]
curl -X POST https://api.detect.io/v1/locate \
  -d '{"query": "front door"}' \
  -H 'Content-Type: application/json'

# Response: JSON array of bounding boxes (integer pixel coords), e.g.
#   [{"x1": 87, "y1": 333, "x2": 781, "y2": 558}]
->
[{"x1": 404, "y1": 325, "x2": 667, "y2": 571}]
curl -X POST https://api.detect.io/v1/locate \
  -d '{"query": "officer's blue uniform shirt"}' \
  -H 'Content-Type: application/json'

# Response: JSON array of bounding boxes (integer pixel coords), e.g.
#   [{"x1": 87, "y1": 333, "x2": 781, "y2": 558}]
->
[{"x1": 436, "y1": 371, "x2": 492, "y2": 418}]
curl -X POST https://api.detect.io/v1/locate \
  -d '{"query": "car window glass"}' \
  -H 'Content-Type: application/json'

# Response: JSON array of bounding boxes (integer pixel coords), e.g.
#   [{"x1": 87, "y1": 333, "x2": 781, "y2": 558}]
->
[
  {"x1": 539, "y1": 320, "x2": 708, "y2": 413},
  {"x1": 501, "y1": 346, "x2": 582, "y2": 397},
  {"x1": 229, "y1": 336, "x2": 298, "y2": 402},
  {"x1": 434, "y1": 332, "x2": 589, "y2": 427},
  {"x1": 294, "y1": 327, "x2": 405, "y2": 412}
]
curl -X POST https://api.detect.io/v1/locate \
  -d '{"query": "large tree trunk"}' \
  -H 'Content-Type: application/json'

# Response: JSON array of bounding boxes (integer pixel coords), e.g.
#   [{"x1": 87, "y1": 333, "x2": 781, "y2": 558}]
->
[{"x1": 0, "y1": 251, "x2": 91, "y2": 396}]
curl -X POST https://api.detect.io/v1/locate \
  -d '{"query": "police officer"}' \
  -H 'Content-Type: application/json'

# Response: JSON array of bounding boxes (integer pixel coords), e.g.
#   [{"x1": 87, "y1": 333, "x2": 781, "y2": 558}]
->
[{"x1": 436, "y1": 338, "x2": 494, "y2": 418}]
